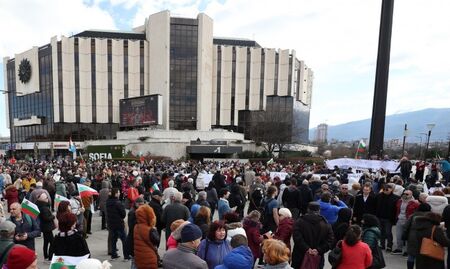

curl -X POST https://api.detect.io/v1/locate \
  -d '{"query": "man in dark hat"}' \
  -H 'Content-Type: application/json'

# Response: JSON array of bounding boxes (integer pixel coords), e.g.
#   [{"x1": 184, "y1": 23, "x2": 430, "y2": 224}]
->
[
  {"x1": 162, "y1": 223, "x2": 207, "y2": 269},
  {"x1": 291, "y1": 202, "x2": 334, "y2": 269},
  {"x1": 148, "y1": 190, "x2": 164, "y2": 247}
]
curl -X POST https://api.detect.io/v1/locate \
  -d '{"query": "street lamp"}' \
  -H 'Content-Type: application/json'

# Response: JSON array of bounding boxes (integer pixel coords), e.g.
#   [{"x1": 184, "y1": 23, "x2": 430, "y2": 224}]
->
[
  {"x1": 415, "y1": 136, "x2": 423, "y2": 160},
  {"x1": 401, "y1": 124, "x2": 408, "y2": 157},
  {"x1": 424, "y1": 123, "x2": 436, "y2": 160}
]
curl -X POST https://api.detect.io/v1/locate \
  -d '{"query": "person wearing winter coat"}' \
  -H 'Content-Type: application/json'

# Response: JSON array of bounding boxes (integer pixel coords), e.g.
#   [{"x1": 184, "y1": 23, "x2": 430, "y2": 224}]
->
[
  {"x1": 98, "y1": 181, "x2": 110, "y2": 230},
  {"x1": 298, "y1": 180, "x2": 314, "y2": 215},
  {"x1": 414, "y1": 212, "x2": 450, "y2": 269},
  {"x1": 318, "y1": 192, "x2": 347, "y2": 225},
  {"x1": 36, "y1": 193, "x2": 55, "y2": 260},
  {"x1": 162, "y1": 191, "x2": 190, "y2": 242},
  {"x1": 4, "y1": 184, "x2": 18, "y2": 211},
  {"x1": 375, "y1": 183, "x2": 399, "y2": 251},
  {"x1": 53, "y1": 212, "x2": 90, "y2": 258},
  {"x1": 215, "y1": 234, "x2": 254, "y2": 269},
  {"x1": 337, "y1": 225, "x2": 372, "y2": 269},
  {"x1": 426, "y1": 191, "x2": 448, "y2": 215},
  {"x1": 224, "y1": 212, "x2": 246, "y2": 241},
  {"x1": 261, "y1": 239, "x2": 293, "y2": 269},
  {"x1": 134, "y1": 204, "x2": 160, "y2": 269},
  {"x1": 352, "y1": 184, "x2": 377, "y2": 225},
  {"x1": 281, "y1": 180, "x2": 301, "y2": 219},
  {"x1": 402, "y1": 203, "x2": 432, "y2": 269},
  {"x1": 392, "y1": 189, "x2": 419, "y2": 255},
  {"x1": 194, "y1": 206, "x2": 211, "y2": 240},
  {"x1": 361, "y1": 214, "x2": 384, "y2": 269},
  {"x1": 197, "y1": 220, "x2": 233, "y2": 269},
  {"x1": 8, "y1": 202, "x2": 41, "y2": 250},
  {"x1": 332, "y1": 208, "x2": 352, "y2": 244},
  {"x1": 125, "y1": 197, "x2": 145, "y2": 259},
  {"x1": 291, "y1": 202, "x2": 334, "y2": 269},
  {"x1": 242, "y1": 210, "x2": 264, "y2": 264},
  {"x1": 106, "y1": 187, "x2": 127, "y2": 259},
  {"x1": 272, "y1": 208, "x2": 294, "y2": 250}
]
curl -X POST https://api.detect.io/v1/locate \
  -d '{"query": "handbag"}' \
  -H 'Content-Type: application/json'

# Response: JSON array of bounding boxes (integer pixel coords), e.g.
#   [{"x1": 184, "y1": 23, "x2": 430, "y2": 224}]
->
[
  {"x1": 370, "y1": 243, "x2": 386, "y2": 269},
  {"x1": 300, "y1": 252, "x2": 321, "y2": 269},
  {"x1": 328, "y1": 240, "x2": 342, "y2": 268},
  {"x1": 420, "y1": 225, "x2": 445, "y2": 261}
]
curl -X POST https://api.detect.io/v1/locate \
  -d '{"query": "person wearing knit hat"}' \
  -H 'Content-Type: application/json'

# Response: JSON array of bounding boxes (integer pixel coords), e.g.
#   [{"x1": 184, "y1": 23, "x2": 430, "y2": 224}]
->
[
  {"x1": 162, "y1": 223, "x2": 207, "y2": 269},
  {"x1": 5, "y1": 246, "x2": 37, "y2": 269},
  {"x1": 0, "y1": 221, "x2": 16, "y2": 267}
]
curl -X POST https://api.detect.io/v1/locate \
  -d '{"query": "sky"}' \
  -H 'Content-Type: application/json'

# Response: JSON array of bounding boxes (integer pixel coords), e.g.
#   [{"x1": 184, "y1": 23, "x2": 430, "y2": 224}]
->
[{"x1": 1, "y1": 0, "x2": 449, "y2": 137}]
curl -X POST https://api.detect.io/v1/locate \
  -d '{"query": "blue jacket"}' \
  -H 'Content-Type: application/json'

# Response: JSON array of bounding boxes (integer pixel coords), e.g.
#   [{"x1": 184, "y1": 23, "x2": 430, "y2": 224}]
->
[
  {"x1": 198, "y1": 238, "x2": 232, "y2": 269},
  {"x1": 215, "y1": 246, "x2": 254, "y2": 269},
  {"x1": 218, "y1": 199, "x2": 231, "y2": 220},
  {"x1": 319, "y1": 200, "x2": 347, "y2": 224}
]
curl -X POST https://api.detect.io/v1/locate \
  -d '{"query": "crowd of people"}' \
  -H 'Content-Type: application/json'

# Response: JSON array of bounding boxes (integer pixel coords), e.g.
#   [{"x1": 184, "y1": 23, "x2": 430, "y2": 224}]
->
[{"x1": 0, "y1": 156, "x2": 449, "y2": 269}]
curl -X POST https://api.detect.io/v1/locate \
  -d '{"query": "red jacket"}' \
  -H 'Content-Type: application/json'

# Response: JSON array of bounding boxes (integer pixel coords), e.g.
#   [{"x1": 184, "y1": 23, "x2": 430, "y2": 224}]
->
[
  {"x1": 395, "y1": 199, "x2": 419, "y2": 220},
  {"x1": 4, "y1": 185, "x2": 19, "y2": 209},
  {"x1": 243, "y1": 218, "x2": 263, "y2": 259},
  {"x1": 273, "y1": 217, "x2": 294, "y2": 249},
  {"x1": 337, "y1": 240, "x2": 372, "y2": 269}
]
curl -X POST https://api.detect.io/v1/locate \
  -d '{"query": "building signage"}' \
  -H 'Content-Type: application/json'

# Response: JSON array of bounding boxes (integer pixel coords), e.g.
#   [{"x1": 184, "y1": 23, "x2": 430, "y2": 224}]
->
[
  {"x1": 86, "y1": 145, "x2": 125, "y2": 161},
  {"x1": 186, "y1": 146, "x2": 243, "y2": 154}
]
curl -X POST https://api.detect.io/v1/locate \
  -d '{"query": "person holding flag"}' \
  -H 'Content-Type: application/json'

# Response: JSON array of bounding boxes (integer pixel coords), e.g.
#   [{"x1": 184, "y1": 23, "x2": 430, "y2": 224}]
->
[
  {"x1": 8, "y1": 201, "x2": 41, "y2": 250},
  {"x1": 69, "y1": 137, "x2": 77, "y2": 159}
]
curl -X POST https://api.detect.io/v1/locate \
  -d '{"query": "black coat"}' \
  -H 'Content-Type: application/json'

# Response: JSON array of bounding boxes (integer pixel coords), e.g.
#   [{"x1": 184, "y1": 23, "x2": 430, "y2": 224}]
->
[
  {"x1": 375, "y1": 193, "x2": 399, "y2": 224},
  {"x1": 36, "y1": 200, "x2": 55, "y2": 232},
  {"x1": 53, "y1": 230, "x2": 90, "y2": 257},
  {"x1": 298, "y1": 185, "x2": 313, "y2": 214},
  {"x1": 106, "y1": 197, "x2": 126, "y2": 230},
  {"x1": 353, "y1": 194, "x2": 377, "y2": 224},
  {"x1": 282, "y1": 186, "x2": 301, "y2": 209},
  {"x1": 148, "y1": 199, "x2": 164, "y2": 232},
  {"x1": 414, "y1": 216, "x2": 450, "y2": 269},
  {"x1": 291, "y1": 213, "x2": 334, "y2": 269}
]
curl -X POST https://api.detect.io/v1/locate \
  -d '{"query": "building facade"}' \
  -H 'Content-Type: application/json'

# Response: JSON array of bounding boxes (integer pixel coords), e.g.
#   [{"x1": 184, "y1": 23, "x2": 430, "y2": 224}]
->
[
  {"x1": 4, "y1": 11, "x2": 313, "y2": 151},
  {"x1": 315, "y1": 123, "x2": 328, "y2": 144}
]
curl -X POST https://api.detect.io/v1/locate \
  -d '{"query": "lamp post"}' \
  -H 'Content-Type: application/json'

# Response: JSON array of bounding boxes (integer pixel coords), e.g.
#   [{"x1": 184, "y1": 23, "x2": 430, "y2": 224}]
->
[
  {"x1": 401, "y1": 124, "x2": 408, "y2": 157},
  {"x1": 424, "y1": 123, "x2": 436, "y2": 160},
  {"x1": 415, "y1": 136, "x2": 423, "y2": 160}
]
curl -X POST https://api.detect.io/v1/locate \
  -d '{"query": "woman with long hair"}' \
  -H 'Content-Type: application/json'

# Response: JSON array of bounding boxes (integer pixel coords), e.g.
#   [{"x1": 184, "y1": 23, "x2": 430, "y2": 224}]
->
[
  {"x1": 197, "y1": 220, "x2": 232, "y2": 269},
  {"x1": 194, "y1": 206, "x2": 211, "y2": 239},
  {"x1": 337, "y1": 225, "x2": 372, "y2": 269}
]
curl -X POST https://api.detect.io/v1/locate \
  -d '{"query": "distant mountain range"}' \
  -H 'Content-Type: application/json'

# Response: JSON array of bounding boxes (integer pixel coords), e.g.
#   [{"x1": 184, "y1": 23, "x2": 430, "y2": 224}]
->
[{"x1": 310, "y1": 108, "x2": 450, "y2": 142}]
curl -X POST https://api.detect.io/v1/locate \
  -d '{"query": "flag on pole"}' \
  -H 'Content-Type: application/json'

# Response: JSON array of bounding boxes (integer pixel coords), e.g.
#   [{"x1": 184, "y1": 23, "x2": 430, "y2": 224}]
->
[
  {"x1": 355, "y1": 140, "x2": 366, "y2": 159},
  {"x1": 55, "y1": 194, "x2": 70, "y2": 209},
  {"x1": 68, "y1": 137, "x2": 76, "y2": 153},
  {"x1": 77, "y1": 183, "x2": 99, "y2": 198},
  {"x1": 50, "y1": 254, "x2": 90, "y2": 269},
  {"x1": 150, "y1": 183, "x2": 160, "y2": 193},
  {"x1": 21, "y1": 198, "x2": 40, "y2": 219},
  {"x1": 267, "y1": 158, "x2": 274, "y2": 165}
]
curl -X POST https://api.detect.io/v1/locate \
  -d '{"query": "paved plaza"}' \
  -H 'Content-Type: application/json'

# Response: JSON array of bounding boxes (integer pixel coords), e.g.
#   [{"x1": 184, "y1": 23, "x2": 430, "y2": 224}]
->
[{"x1": 29, "y1": 208, "x2": 408, "y2": 269}]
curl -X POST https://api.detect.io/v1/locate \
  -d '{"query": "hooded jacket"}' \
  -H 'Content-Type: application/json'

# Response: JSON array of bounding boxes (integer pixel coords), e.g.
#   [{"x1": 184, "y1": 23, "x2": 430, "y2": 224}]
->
[
  {"x1": 273, "y1": 217, "x2": 294, "y2": 249},
  {"x1": 225, "y1": 222, "x2": 246, "y2": 241},
  {"x1": 214, "y1": 246, "x2": 254, "y2": 269},
  {"x1": 291, "y1": 213, "x2": 334, "y2": 269},
  {"x1": 134, "y1": 205, "x2": 158, "y2": 269},
  {"x1": 426, "y1": 195, "x2": 448, "y2": 215},
  {"x1": 243, "y1": 217, "x2": 263, "y2": 259}
]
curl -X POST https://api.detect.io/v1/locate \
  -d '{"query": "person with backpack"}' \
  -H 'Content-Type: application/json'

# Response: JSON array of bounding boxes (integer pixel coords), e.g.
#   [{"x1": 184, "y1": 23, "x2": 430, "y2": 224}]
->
[
  {"x1": 261, "y1": 186, "x2": 279, "y2": 234},
  {"x1": 8, "y1": 202, "x2": 41, "y2": 250}
]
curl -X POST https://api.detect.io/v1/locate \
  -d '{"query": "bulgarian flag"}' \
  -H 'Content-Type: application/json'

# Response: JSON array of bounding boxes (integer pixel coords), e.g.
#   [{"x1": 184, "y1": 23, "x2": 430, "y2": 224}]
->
[
  {"x1": 55, "y1": 194, "x2": 70, "y2": 209},
  {"x1": 21, "y1": 198, "x2": 40, "y2": 219},
  {"x1": 77, "y1": 183, "x2": 99, "y2": 198},
  {"x1": 355, "y1": 140, "x2": 366, "y2": 159},
  {"x1": 50, "y1": 254, "x2": 89, "y2": 269},
  {"x1": 150, "y1": 183, "x2": 160, "y2": 193}
]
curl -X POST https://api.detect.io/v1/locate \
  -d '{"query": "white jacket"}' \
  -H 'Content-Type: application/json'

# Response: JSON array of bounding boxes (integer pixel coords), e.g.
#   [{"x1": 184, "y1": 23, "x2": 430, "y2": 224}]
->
[{"x1": 426, "y1": 195, "x2": 448, "y2": 215}]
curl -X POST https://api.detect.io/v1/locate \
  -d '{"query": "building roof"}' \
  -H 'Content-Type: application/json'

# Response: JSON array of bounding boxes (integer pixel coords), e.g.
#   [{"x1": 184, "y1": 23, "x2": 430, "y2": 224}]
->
[
  {"x1": 73, "y1": 30, "x2": 146, "y2": 40},
  {"x1": 213, "y1": 37, "x2": 261, "y2": 48}
]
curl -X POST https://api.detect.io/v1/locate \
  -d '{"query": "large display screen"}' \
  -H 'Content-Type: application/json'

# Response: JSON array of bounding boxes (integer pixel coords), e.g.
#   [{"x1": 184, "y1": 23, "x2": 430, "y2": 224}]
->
[{"x1": 119, "y1": 95, "x2": 162, "y2": 127}]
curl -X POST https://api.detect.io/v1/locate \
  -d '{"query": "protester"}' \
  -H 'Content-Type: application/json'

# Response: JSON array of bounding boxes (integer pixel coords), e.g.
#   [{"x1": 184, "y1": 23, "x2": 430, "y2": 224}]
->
[
  {"x1": 4, "y1": 245, "x2": 37, "y2": 269},
  {"x1": 35, "y1": 192, "x2": 56, "y2": 261},
  {"x1": 134, "y1": 204, "x2": 159, "y2": 269},
  {"x1": 218, "y1": 189, "x2": 232, "y2": 220},
  {"x1": 214, "y1": 234, "x2": 253, "y2": 269},
  {"x1": 332, "y1": 208, "x2": 352, "y2": 244},
  {"x1": 125, "y1": 196, "x2": 145, "y2": 261},
  {"x1": 197, "y1": 220, "x2": 232, "y2": 269},
  {"x1": 148, "y1": 189, "x2": 164, "y2": 245},
  {"x1": 375, "y1": 183, "x2": 399, "y2": 252},
  {"x1": 261, "y1": 239, "x2": 293, "y2": 269},
  {"x1": 53, "y1": 212, "x2": 90, "y2": 259},
  {"x1": 8, "y1": 202, "x2": 40, "y2": 250},
  {"x1": 166, "y1": 220, "x2": 189, "y2": 250},
  {"x1": 243, "y1": 210, "x2": 264, "y2": 265},
  {"x1": 392, "y1": 189, "x2": 418, "y2": 255},
  {"x1": 106, "y1": 187, "x2": 127, "y2": 260},
  {"x1": 261, "y1": 186, "x2": 279, "y2": 234},
  {"x1": 195, "y1": 206, "x2": 212, "y2": 239},
  {"x1": 353, "y1": 184, "x2": 377, "y2": 225},
  {"x1": 98, "y1": 181, "x2": 110, "y2": 230},
  {"x1": 162, "y1": 223, "x2": 208, "y2": 269},
  {"x1": 318, "y1": 192, "x2": 348, "y2": 225},
  {"x1": 272, "y1": 208, "x2": 294, "y2": 250},
  {"x1": 291, "y1": 202, "x2": 334, "y2": 269},
  {"x1": 337, "y1": 225, "x2": 372, "y2": 269},
  {"x1": 0, "y1": 220, "x2": 16, "y2": 267},
  {"x1": 162, "y1": 191, "x2": 190, "y2": 242},
  {"x1": 223, "y1": 212, "x2": 246, "y2": 241}
]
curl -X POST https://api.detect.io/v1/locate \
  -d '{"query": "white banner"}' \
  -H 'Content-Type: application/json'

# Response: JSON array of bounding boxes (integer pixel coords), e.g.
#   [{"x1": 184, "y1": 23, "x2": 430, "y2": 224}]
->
[
  {"x1": 269, "y1": 172, "x2": 289, "y2": 181},
  {"x1": 325, "y1": 158, "x2": 399, "y2": 172}
]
